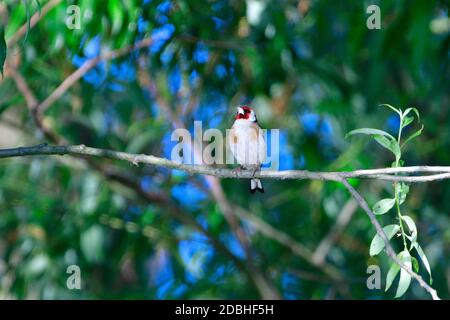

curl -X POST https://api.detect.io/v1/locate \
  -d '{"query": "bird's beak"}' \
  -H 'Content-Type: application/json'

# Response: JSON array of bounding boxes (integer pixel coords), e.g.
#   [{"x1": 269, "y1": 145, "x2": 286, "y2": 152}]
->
[{"x1": 237, "y1": 107, "x2": 244, "y2": 115}]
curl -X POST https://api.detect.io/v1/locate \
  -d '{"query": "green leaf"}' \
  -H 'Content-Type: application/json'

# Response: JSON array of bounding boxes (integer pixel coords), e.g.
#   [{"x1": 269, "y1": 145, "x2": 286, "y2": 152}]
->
[
  {"x1": 373, "y1": 135, "x2": 392, "y2": 150},
  {"x1": 379, "y1": 104, "x2": 402, "y2": 116},
  {"x1": 372, "y1": 198, "x2": 396, "y2": 215},
  {"x1": 373, "y1": 135, "x2": 401, "y2": 161},
  {"x1": 24, "y1": 253, "x2": 49, "y2": 276},
  {"x1": 126, "y1": 131, "x2": 158, "y2": 154},
  {"x1": 81, "y1": 225, "x2": 105, "y2": 263},
  {"x1": 411, "y1": 256, "x2": 419, "y2": 273},
  {"x1": 395, "y1": 250, "x2": 412, "y2": 298},
  {"x1": 413, "y1": 243, "x2": 433, "y2": 284},
  {"x1": 35, "y1": 0, "x2": 42, "y2": 15},
  {"x1": 0, "y1": 26, "x2": 6, "y2": 78},
  {"x1": 401, "y1": 115, "x2": 414, "y2": 128},
  {"x1": 141, "y1": 208, "x2": 156, "y2": 224},
  {"x1": 23, "y1": 0, "x2": 41, "y2": 42},
  {"x1": 401, "y1": 124, "x2": 424, "y2": 149},
  {"x1": 401, "y1": 215, "x2": 417, "y2": 246},
  {"x1": 24, "y1": 0, "x2": 31, "y2": 42},
  {"x1": 127, "y1": 119, "x2": 153, "y2": 137},
  {"x1": 392, "y1": 159, "x2": 405, "y2": 168},
  {"x1": 396, "y1": 183, "x2": 409, "y2": 205},
  {"x1": 385, "y1": 261, "x2": 400, "y2": 292},
  {"x1": 346, "y1": 128, "x2": 396, "y2": 141},
  {"x1": 207, "y1": 204, "x2": 224, "y2": 233},
  {"x1": 370, "y1": 224, "x2": 400, "y2": 256},
  {"x1": 108, "y1": 0, "x2": 124, "y2": 35},
  {"x1": 403, "y1": 107, "x2": 420, "y2": 122}
]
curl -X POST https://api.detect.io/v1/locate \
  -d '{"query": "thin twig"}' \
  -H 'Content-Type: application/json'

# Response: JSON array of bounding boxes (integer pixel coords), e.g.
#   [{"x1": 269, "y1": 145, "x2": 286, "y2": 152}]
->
[
  {"x1": 234, "y1": 207, "x2": 347, "y2": 284},
  {"x1": 7, "y1": 0, "x2": 63, "y2": 47},
  {"x1": 37, "y1": 37, "x2": 153, "y2": 115},
  {"x1": 7, "y1": 64, "x2": 61, "y2": 142},
  {"x1": 312, "y1": 199, "x2": 358, "y2": 265}
]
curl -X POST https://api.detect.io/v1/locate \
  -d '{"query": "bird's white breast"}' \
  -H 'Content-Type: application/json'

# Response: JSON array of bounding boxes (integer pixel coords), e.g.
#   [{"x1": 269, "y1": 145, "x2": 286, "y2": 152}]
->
[{"x1": 229, "y1": 121, "x2": 266, "y2": 168}]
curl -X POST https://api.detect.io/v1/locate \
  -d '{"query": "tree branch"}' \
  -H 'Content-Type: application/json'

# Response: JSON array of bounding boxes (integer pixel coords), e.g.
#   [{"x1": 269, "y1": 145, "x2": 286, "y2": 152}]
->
[
  {"x1": 312, "y1": 198, "x2": 358, "y2": 266},
  {"x1": 7, "y1": 63, "x2": 61, "y2": 142},
  {"x1": 7, "y1": 0, "x2": 63, "y2": 47},
  {"x1": 37, "y1": 37, "x2": 153, "y2": 115},
  {"x1": 340, "y1": 179, "x2": 440, "y2": 300},
  {"x1": 1, "y1": 144, "x2": 449, "y2": 184},
  {"x1": 233, "y1": 207, "x2": 347, "y2": 285}
]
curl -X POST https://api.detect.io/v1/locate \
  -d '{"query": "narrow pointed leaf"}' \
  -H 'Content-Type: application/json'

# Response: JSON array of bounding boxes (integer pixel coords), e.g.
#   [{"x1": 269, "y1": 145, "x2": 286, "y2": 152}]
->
[
  {"x1": 35, "y1": 0, "x2": 42, "y2": 16},
  {"x1": 379, "y1": 104, "x2": 402, "y2": 116},
  {"x1": 401, "y1": 125, "x2": 424, "y2": 149},
  {"x1": 346, "y1": 128, "x2": 395, "y2": 141},
  {"x1": 413, "y1": 243, "x2": 432, "y2": 284},
  {"x1": 25, "y1": 0, "x2": 32, "y2": 42},
  {"x1": 395, "y1": 250, "x2": 412, "y2": 298},
  {"x1": 374, "y1": 135, "x2": 401, "y2": 161},
  {"x1": 385, "y1": 261, "x2": 401, "y2": 292},
  {"x1": 0, "y1": 27, "x2": 6, "y2": 78},
  {"x1": 401, "y1": 115, "x2": 414, "y2": 128},
  {"x1": 369, "y1": 224, "x2": 400, "y2": 256},
  {"x1": 401, "y1": 215, "x2": 417, "y2": 246},
  {"x1": 411, "y1": 256, "x2": 419, "y2": 273},
  {"x1": 403, "y1": 108, "x2": 420, "y2": 122},
  {"x1": 372, "y1": 198, "x2": 396, "y2": 215},
  {"x1": 396, "y1": 183, "x2": 409, "y2": 205}
]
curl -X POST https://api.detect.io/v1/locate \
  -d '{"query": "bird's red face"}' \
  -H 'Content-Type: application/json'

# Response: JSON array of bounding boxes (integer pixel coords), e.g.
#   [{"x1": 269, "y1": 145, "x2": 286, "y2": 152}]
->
[{"x1": 235, "y1": 106, "x2": 254, "y2": 120}]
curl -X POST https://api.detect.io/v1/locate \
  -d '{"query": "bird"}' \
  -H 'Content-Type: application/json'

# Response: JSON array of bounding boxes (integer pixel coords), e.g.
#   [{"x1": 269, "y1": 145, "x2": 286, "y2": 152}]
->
[{"x1": 228, "y1": 105, "x2": 267, "y2": 193}]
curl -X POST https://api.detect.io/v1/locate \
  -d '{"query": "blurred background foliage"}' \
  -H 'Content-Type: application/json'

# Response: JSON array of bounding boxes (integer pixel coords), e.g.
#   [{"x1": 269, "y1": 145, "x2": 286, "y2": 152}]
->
[{"x1": 0, "y1": 0, "x2": 449, "y2": 299}]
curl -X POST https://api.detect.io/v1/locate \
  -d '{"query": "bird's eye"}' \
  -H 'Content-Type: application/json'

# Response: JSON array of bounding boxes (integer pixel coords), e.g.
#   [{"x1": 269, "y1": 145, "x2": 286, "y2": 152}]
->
[{"x1": 244, "y1": 109, "x2": 250, "y2": 113}]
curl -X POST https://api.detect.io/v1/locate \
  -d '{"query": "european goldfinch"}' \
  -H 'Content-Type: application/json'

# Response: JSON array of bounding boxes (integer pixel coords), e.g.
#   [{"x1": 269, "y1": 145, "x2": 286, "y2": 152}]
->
[{"x1": 229, "y1": 106, "x2": 266, "y2": 193}]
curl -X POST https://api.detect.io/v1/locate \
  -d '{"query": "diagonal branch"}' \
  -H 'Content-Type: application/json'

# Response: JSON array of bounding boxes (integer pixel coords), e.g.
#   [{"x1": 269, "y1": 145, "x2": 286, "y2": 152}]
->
[
  {"x1": 312, "y1": 198, "x2": 358, "y2": 265},
  {"x1": 37, "y1": 37, "x2": 153, "y2": 115},
  {"x1": 6, "y1": 1, "x2": 152, "y2": 118},
  {"x1": 233, "y1": 207, "x2": 346, "y2": 283},
  {"x1": 340, "y1": 178, "x2": 440, "y2": 300},
  {"x1": 174, "y1": 169, "x2": 351, "y2": 295},
  {"x1": 7, "y1": 0, "x2": 63, "y2": 47},
  {"x1": 7, "y1": 64, "x2": 61, "y2": 142}
]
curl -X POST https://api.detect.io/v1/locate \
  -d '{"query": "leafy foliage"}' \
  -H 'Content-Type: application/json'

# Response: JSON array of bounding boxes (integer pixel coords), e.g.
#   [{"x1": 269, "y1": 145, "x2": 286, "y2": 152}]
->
[{"x1": 348, "y1": 105, "x2": 432, "y2": 297}]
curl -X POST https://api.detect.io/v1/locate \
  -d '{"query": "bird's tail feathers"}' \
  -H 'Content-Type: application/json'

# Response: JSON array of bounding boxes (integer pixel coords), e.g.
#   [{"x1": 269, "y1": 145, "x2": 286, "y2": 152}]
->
[{"x1": 250, "y1": 179, "x2": 264, "y2": 194}]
